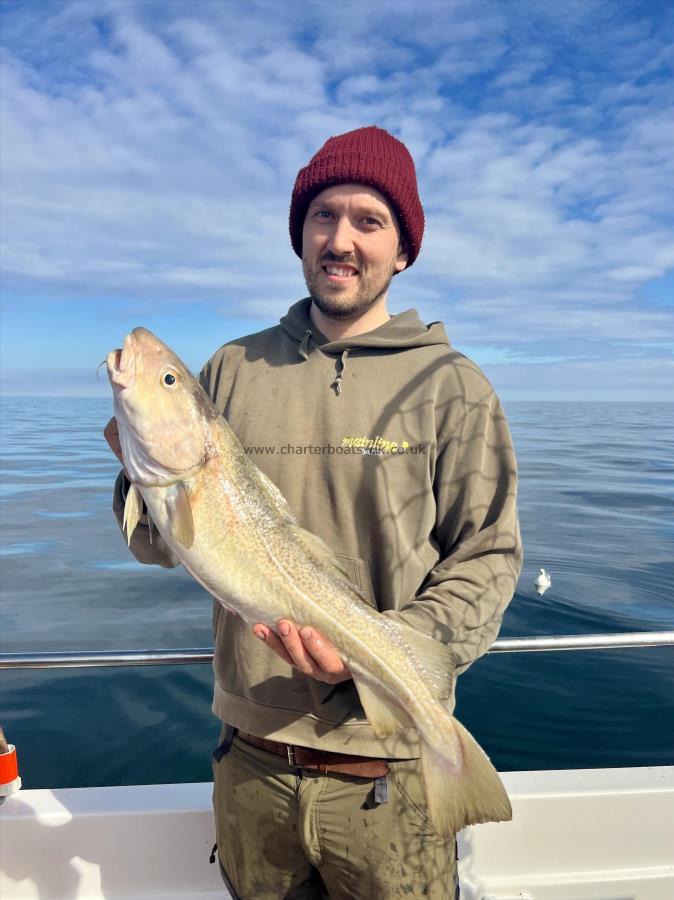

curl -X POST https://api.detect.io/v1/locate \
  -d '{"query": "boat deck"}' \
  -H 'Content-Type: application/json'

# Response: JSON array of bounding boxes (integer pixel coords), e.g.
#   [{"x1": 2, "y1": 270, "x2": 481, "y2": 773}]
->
[{"x1": 1, "y1": 766, "x2": 673, "y2": 899}]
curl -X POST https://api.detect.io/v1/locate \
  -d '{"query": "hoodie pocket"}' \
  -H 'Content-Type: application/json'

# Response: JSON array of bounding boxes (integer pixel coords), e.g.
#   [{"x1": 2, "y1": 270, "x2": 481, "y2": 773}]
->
[{"x1": 336, "y1": 555, "x2": 377, "y2": 608}]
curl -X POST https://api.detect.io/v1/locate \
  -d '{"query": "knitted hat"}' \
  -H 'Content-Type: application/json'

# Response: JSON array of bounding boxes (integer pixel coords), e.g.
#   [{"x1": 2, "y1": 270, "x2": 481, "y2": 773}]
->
[{"x1": 289, "y1": 125, "x2": 424, "y2": 267}]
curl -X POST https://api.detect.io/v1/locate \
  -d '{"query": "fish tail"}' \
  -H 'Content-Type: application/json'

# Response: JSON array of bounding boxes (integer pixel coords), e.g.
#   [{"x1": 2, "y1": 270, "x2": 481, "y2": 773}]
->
[{"x1": 421, "y1": 716, "x2": 512, "y2": 836}]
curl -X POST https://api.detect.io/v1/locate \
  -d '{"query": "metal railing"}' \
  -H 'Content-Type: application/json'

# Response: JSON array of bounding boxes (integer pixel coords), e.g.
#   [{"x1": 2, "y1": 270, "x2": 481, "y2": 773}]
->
[{"x1": 1, "y1": 631, "x2": 673, "y2": 670}]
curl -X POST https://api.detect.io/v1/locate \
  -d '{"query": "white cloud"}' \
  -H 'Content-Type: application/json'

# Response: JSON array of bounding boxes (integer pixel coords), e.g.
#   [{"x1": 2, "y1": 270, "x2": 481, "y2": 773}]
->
[{"x1": 0, "y1": 0, "x2": 672, "y2": 372}]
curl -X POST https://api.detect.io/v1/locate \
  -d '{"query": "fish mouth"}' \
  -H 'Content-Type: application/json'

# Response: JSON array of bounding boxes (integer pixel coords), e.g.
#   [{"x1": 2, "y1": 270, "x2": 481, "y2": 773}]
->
[{"x1": 107, "y1": 333, "x2": 136, "y2": 390}]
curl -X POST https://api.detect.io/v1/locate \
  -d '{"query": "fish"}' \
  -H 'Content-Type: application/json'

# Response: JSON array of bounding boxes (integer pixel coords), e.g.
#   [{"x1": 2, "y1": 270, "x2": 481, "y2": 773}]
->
[{"x1": 107, "y1": 326, "x2": 512, "y2": 836}]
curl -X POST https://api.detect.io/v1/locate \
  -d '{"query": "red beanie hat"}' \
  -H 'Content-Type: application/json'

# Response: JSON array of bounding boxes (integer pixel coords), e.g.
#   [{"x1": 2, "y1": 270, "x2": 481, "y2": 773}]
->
[{"x1": 289, "y1": 125, "x2": 424, "y2": 267}]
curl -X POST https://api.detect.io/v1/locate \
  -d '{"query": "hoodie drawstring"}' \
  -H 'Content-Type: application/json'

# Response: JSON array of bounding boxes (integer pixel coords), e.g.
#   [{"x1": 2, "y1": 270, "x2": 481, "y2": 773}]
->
[
  {"x1": 332, "y1": 349, "x2": 350, "y2": 396},
  {"x1": 296, "y1": 330, "x2": 350, "y2": 396},
  {"x1": 298, "y1": 329, "x2": 311, "y2": 360}
]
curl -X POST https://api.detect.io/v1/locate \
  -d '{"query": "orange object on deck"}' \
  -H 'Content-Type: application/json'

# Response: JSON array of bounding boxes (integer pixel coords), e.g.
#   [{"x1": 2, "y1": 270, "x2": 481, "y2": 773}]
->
[
  {"x1": 0, "y1": 744, "x2": 19, "y2": 783},
  {"x1": 0, "y1": 726, "x2": 21, "y2": 799}
]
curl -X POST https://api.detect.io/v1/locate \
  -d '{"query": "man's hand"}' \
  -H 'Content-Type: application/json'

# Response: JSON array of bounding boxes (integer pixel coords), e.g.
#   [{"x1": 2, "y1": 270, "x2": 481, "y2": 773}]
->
[
  {"x1": 104, "y1": 416, "x2": 126, "y2": 470},
  {"x1": 253, "y1": 620, "x2": 351, "y2": 684}
]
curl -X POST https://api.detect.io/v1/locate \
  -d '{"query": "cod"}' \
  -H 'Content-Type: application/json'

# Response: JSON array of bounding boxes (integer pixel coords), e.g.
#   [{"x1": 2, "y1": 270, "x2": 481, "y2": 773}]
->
[{"x1": 107, "y1": 327, "x2": 512, "y2": 837}]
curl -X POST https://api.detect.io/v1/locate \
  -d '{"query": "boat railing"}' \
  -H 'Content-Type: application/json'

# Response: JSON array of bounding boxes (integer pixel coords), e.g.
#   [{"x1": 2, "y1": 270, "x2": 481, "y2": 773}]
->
[{"x1": 1, "y1": 631, "x2": 673, "y2": 669}]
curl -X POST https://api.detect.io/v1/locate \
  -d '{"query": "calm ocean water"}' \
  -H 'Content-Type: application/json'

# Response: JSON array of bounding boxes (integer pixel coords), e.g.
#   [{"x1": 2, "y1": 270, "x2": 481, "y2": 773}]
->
[{"x1": 1, "y1": 398, "x2": 673, "y2": 789}]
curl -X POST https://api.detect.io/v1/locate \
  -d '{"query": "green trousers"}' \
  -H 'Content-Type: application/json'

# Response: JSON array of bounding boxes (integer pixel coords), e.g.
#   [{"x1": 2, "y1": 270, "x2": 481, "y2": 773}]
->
[{"x1": 211, "y1": 728, "x2": 458, "y2": 900}]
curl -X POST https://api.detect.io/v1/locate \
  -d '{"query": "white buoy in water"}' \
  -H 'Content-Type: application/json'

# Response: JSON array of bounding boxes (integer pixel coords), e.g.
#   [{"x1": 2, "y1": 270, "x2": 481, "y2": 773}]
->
[{"x1": 534, "y1": 568, "x2": 551, "y2": 596}]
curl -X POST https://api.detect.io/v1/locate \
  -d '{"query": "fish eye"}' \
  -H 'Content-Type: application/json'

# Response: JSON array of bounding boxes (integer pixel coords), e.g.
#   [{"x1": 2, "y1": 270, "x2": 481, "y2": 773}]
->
[{"x1": 162, "y1": 370, "x2": 179, "y2": 387}]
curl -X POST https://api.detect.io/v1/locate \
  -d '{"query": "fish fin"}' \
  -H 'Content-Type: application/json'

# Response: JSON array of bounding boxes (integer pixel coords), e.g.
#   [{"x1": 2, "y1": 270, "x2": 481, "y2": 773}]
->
[
  {"x1": 421, "y1": 719, "x2": 512, "y2": 836},
  {"x1": 123, "y1": 483, "x2": 143, "y2": 545},
  {"x1": 274, "y1": 520, "x2": 372, "y2": 606},
  {"x1": 385, "y1": 619, "x2": 457, "y2": 705},
  {"x1": 166, "y1": 482, "x2": 195, "y2": 549},
  {"x1": 256, "y1": 469, "x2": 297, "y2": 522},
  {"x1": 293, "y1": 527, "x2": 356, "y2": 587},
  {"x1": 352, "y1": 673, "x2": 413, "y2": 737}
]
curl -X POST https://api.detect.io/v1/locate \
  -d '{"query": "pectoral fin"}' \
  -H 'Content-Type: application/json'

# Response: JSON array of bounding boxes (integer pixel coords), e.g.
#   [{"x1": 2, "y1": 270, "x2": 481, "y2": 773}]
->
[
  {"x1": 352, "y1": 673, "x2": 413, "y2": 738},
  {"x1": 165, "y1": 482, "x2": 195, "y2": 549},
  {"x1": 123, "y1": 483, "x2": 143, "y2": 545}
]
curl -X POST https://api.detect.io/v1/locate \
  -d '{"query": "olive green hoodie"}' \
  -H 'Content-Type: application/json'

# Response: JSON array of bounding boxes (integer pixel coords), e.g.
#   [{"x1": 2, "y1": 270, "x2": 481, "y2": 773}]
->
[{"x1": 114, "y1": 298, "x2": 522, "y2": 757}]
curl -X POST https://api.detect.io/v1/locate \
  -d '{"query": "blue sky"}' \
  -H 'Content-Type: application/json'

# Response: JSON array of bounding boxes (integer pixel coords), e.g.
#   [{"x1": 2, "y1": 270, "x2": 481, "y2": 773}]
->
[{"x1": 1, "y1": 0, "x2": 673, "y2": 399}]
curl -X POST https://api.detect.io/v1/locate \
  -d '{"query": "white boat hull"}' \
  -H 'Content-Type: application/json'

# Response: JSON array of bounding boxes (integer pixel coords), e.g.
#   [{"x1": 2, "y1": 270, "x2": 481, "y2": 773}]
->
[{"x1": 1, "y1": 767, "x2": 673, "y2": 899}]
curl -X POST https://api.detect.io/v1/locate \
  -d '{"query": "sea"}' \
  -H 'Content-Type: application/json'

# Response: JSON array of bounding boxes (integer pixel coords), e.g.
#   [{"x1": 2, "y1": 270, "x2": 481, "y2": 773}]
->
[{"x1": 1, "y1": 398, "x2": 673, "y2": 790}]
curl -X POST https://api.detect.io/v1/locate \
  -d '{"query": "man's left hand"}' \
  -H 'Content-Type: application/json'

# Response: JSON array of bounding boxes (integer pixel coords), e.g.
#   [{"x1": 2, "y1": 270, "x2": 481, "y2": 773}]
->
[{"x1": 253, "y1": 620, "x2": 351, "y2": 684}]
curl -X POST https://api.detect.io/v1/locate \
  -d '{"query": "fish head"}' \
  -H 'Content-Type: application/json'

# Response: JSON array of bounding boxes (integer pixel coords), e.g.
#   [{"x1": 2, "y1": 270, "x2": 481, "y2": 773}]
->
[{"x1": 107, "y1": 327, "x2": 214, "y2": 485}]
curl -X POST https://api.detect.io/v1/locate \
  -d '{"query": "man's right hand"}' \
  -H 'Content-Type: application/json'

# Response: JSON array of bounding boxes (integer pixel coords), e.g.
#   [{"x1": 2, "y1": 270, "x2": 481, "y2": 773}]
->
[
  {"x1": 104, "y1": 416, "x2": 125, "y2": 468},
  {"x1": 253, "y1": 620, "x2": 352, "y2": 685}
]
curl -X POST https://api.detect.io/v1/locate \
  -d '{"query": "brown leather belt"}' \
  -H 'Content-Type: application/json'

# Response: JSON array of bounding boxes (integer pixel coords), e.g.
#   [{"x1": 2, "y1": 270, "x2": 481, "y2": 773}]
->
[{"x1": 238, "y1": 731, "x2": 390, "y2": 778}]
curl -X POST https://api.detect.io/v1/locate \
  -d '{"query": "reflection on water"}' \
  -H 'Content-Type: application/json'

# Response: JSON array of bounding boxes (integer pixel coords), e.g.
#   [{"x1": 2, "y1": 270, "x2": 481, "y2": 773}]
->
[{"x1": 1, "y1": 398, "x2": 673, "y2": 787}]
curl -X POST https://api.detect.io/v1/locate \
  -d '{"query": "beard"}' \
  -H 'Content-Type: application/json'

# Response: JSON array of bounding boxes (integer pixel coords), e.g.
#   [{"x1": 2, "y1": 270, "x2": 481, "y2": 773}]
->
[{"x1": 302, "y1": 253, "x2": 398, "y2": 320}]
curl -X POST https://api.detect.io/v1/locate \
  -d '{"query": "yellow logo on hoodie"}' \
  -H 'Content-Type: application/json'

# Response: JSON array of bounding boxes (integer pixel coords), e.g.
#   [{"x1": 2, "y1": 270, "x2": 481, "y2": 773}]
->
[{"x1": 340, "y1": 434, "x2": 410, "y2": 455}]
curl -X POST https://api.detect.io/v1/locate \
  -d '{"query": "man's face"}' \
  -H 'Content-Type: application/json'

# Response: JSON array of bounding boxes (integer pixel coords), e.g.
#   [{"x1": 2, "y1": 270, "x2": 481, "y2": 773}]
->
[{"x1": 301, "y1": 184, "x2": 408, "y2": 320}]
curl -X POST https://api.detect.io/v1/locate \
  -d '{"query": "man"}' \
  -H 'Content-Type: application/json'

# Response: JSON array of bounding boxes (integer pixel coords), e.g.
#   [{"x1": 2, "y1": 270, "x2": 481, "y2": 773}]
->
[{"x1": 105, "y1": 126, "x2": 522, "y2": 899}]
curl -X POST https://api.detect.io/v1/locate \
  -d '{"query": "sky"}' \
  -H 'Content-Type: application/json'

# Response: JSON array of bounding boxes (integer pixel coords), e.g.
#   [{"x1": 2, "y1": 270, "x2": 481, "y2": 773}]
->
[{"x1": 1, "y1": 0, "x2": 673, "y2": 400}]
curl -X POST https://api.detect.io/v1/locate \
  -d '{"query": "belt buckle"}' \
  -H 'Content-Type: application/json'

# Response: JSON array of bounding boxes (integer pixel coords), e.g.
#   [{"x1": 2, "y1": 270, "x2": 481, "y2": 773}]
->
[{"x1": 287, "y1": 745, "x2": 296, "y2": 767}]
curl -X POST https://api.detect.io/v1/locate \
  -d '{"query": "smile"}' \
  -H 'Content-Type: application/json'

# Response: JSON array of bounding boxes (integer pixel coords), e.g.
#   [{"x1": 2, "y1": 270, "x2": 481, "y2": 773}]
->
[{"x1": 323, "y1": 265, "x2": 358, "y2": 280}]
